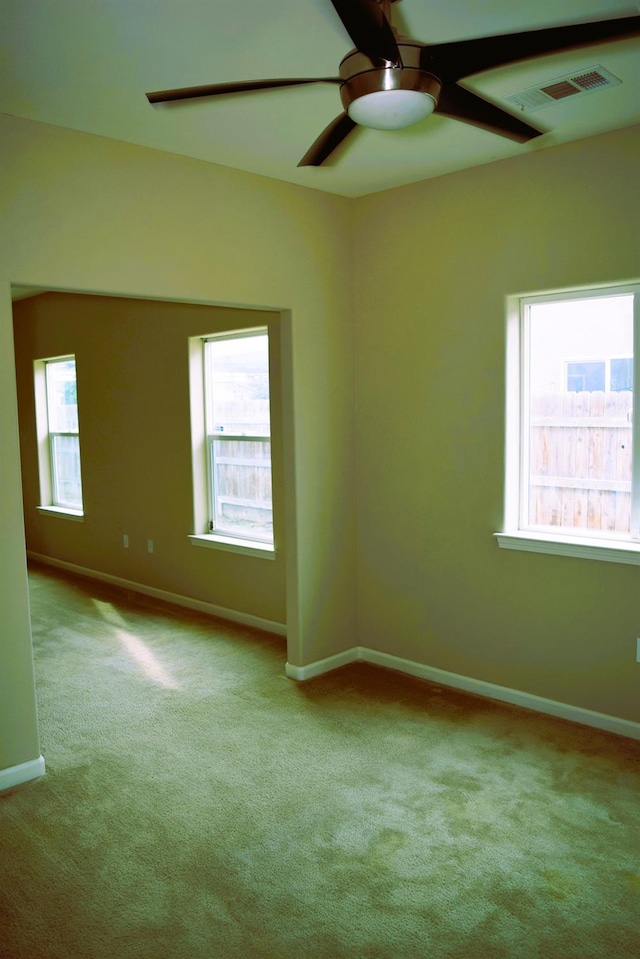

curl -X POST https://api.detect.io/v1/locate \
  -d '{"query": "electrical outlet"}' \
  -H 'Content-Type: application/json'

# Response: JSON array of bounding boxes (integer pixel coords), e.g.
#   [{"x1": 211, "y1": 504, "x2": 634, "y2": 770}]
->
[
  {"x1": 123, "y1": 534, "x2": 129, "y2": 549},
  {"x1": 147, "y1": 539, "x2": 154, "y2": 554}
]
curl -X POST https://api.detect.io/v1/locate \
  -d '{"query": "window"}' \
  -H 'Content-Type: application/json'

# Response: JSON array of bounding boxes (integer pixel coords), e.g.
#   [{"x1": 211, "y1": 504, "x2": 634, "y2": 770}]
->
[
  {"x1": 190, "y1": 328, "x2": 274, "y2": 554},
  {"x1": 204, "y1": 330, "x2": 273, "y2": 544},
  {"x1": 566, "y1": 360, "x2": 605, "y2": 392},
  {"x1": 34, "y1": 355, "x2": 83, "y2": 514},
  {"x1": 498, "y1": 283, "x2": 640, "y2": 564},
  {"x1": 566, "y1": 357, "x2": 632, "y2": 392}
]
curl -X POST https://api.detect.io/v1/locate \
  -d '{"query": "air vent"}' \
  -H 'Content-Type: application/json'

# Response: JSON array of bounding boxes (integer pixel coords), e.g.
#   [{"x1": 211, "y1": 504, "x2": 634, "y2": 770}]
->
[{"x1": 505, "y1": 66, "x2": 621, "y2": 113}]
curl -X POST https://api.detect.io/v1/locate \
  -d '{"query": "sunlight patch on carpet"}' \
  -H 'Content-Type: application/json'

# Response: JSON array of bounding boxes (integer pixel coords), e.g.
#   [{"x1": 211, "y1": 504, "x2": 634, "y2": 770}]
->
[{"x1": 93, "y1": 599, "x2": 180, "y2": 689}]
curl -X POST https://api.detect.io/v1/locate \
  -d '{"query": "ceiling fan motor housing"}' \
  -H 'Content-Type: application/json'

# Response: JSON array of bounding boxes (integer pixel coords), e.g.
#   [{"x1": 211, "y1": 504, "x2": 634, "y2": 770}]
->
[{"x1": 339, "y1": 41, "x2": 441, "y2": 129}]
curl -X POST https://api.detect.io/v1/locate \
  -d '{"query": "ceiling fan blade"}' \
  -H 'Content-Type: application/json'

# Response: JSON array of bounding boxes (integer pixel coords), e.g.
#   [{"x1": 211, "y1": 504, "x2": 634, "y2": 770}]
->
[
  {"x1": 298, "y1": 112, "x2": 358, "y2": 166},
  {"x1": 329, "y1": 0, "x2": 402, "y2": 67},
  {"x1": 436, "y1": 84, "x2": 544, "y2": 143},
  {"x1": 147, "y1": 77, "x2": 341, "y2": 104},
  {"x1": 422, "y1": 15, "x2": 640, "y2": 80}
]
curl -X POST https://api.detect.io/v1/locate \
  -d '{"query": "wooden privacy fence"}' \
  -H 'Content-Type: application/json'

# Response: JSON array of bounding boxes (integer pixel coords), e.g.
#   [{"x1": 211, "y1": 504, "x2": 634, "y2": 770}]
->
[
  {"x1": 215, "y1": 438, "x2": 272, "y2": 507},
  {"x1": 529, "y1": 390, "x2": 632, "y2": 532},
  {"x1": 211, "y1": 399, "x2": 272, "y2": 529}
]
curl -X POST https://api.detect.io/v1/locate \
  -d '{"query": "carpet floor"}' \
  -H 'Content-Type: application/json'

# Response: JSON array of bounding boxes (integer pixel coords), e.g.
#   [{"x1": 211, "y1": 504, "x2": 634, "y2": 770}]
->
[{"x1": 1, "y1": 562, "x2": 639, "y2": 958}]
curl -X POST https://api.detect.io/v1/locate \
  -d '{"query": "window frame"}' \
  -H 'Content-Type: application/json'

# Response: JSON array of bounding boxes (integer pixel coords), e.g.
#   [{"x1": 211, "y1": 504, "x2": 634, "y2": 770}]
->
[
  {"x1": 188, "y1": 326, "x2": 276, "y2": 559},
  {"x1": 33, "y1": 354, "x2": 84, "y2": 519},
  {"x1": 496, "y1": 281, "x2": 640, "y2": 565}
]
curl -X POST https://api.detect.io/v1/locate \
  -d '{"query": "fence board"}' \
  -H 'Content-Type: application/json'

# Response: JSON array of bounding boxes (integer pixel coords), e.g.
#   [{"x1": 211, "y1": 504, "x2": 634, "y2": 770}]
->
[{"x1": 529, "y1": 390, "x2": 632, "y2": 533}]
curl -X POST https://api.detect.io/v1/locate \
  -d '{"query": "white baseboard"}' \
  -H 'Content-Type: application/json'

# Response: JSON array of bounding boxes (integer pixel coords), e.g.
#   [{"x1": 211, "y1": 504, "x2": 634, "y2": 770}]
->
[
  {"x1": 27, "y1": 552, "x2": 286, "y2": 637},
  {"x1": 285, "y1": 647, "x2": 359, "y2": 681},
  {"x1": 0, "y1": 755, "x2": 45, "y2": 793},
  {"x1": 25, "y1": 552, "x2": 639, "y2": 740},
  {"x1": 288, "y1": 645, "x2": 640, "y2": 741}
]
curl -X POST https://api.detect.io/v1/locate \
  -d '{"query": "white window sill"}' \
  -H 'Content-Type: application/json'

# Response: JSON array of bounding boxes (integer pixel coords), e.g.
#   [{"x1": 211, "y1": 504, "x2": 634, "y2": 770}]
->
[
  {"x1": 37, "y1": 506, "x2": 84, "y2": 522},
  {"x1": 189, "y1": 533, "x2": 276, "y2": 560},
  {"x1": 494, "y1": 530, "x2": 640, "y2": 566}
]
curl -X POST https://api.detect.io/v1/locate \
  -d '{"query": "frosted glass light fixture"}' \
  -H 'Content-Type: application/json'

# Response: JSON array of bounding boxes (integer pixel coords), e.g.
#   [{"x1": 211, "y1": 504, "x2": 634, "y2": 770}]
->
[
  {"x1": 338, "y1": 47, "x2": 442, "y2": 134},
  {"x1": 347, "y1": 88, "x2": 437, "y2": 130}
]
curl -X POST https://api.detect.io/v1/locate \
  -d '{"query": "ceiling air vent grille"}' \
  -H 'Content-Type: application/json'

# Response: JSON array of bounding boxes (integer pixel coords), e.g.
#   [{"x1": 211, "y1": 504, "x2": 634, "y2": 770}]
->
[{"x1": 505, "y1": 66, "x2": 621, "y2": 112}]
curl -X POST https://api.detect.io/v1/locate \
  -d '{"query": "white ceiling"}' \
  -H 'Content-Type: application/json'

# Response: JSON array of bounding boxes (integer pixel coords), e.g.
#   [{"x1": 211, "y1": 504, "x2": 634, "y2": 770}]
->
[{"x1": 1, "y1": 0, "x2": 639, "y2": 198}]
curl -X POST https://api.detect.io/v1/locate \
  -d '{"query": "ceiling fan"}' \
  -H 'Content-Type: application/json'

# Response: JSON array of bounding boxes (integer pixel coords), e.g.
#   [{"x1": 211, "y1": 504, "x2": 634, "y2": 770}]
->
[{"x1": 146, "y1": 0, "x2": 640, "y2": 166}]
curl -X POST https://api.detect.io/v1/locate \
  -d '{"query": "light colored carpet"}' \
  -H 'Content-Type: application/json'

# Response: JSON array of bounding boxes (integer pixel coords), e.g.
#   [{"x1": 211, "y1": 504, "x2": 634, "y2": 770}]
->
[{"x1": 1, "y1": 562, "x2": 639, "y2": 958}]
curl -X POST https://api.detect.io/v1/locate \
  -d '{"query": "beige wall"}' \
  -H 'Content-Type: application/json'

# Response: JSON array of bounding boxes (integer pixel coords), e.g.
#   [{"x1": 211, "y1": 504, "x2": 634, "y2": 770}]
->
[
  {"x1": 353, "y1": 125, "x2": 640, "y2": 723},
  {"x1": 0, "y1": 288, "x2": 40, "y2": 771},
  {"x1": 0, "y1": 114, "x2": 357, "y2": 773},
  {"x1": 13, "y1": 293, "x2": 287, "y2": 624}
]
